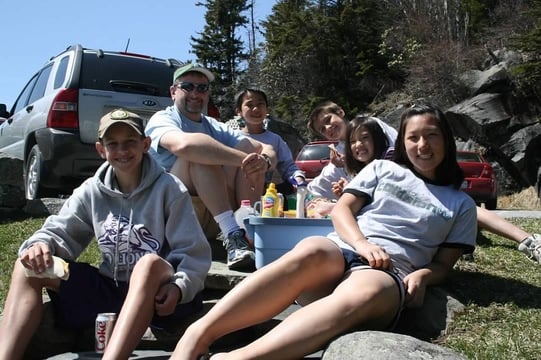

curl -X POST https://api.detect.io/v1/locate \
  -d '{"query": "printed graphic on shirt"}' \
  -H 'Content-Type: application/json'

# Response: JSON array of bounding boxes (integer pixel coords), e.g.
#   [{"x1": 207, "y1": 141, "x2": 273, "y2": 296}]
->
[
  {"x1": 98, "y1": 213, "x2": 161, "y2": 271},
  {"x1": 378, "y1": 182, "x2": 453, "y2": 220}
]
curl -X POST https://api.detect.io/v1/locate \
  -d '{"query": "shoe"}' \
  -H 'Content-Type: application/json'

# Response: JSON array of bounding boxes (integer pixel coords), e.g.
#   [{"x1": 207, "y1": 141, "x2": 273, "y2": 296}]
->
[
  {"x1": 518, "y1": 234, "x2": 541, "y2": 264},
  {"x1": 223, "y1": 229, "x2": 255, "y2": 270}
]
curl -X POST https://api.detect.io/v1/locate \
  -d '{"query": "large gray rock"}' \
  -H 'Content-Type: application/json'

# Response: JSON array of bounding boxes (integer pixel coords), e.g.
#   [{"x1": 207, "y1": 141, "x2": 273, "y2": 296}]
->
[
  {"x1": 0, "y1": 153, "x2": 25, "y2": 208},
  {"x1": 322, "y1": 331, "x2": 467, "y2": 360},
  {"x1": 0, "y1": 152, "x2": 24, "y2": 187},
  {"x1": 381, "y1": 50, "x2": 541, "y2": 194},
  {"x1": 446, "y1": 92, "x2": 512, "y2": 142}
]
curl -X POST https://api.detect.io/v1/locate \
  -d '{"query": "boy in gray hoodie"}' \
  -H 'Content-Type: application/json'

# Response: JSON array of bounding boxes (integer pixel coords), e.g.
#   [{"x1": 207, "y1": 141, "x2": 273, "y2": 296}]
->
[{"x1": 0, "y1": 109, "x2": 212, "y2": 359}]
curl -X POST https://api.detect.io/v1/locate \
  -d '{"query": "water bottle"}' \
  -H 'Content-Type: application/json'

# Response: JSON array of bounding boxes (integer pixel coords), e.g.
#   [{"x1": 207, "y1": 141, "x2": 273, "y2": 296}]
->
[
  {"x1": 277, "y1": 192, "x2": 284, "y2": 217},
  {"x1": 296, "y1": 184, "x2": 308, "y2": 218},
  {"x1": 234, "y1": 199, "x2": 256, "y2": 230}
]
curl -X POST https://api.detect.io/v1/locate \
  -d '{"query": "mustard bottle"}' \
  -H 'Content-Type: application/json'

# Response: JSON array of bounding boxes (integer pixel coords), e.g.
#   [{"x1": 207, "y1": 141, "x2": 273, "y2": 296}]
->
[{"x1": 261, "y1": 182, "x2": 279, "y2": 217}]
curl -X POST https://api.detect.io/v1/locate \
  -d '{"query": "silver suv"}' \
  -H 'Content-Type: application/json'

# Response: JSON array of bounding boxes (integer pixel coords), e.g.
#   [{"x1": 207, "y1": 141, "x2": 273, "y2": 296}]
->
[{"x1": 0, "y1": 44, "x2": 181, "y2": 199}]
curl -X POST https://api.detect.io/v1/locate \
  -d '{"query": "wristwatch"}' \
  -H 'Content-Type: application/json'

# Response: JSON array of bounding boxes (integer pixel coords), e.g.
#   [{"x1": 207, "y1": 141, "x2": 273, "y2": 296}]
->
[{"x1": 262, "y1": 154, "x2": 272, "y2": 170}]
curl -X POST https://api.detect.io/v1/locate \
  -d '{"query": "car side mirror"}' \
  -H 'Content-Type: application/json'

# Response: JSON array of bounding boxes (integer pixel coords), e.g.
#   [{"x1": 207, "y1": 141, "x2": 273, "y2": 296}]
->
[{"x1": 0, "y1": 104, "x2": 9, "y2": 118}]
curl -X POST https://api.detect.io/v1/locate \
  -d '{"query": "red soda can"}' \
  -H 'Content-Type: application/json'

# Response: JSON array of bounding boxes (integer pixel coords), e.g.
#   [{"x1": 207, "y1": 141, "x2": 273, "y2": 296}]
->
[{"x1": 95, "y1": 312, "x2": 117, "y2": 353}]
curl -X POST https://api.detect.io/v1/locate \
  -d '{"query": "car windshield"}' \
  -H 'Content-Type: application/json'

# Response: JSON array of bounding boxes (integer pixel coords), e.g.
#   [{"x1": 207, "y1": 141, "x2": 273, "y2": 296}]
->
[
  {"x1": 298, "y1": 145, "x2": 331, "y2": 161},
  {"x1": 457, "y1": 152, "x2": 482, "y2": 162}
]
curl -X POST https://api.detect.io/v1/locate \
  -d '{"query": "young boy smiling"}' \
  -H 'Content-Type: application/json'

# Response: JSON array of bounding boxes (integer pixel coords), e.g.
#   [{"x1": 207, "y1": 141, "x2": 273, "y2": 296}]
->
[{"x1": 0, "y1": 109, "x2": 211, "y2": 359}]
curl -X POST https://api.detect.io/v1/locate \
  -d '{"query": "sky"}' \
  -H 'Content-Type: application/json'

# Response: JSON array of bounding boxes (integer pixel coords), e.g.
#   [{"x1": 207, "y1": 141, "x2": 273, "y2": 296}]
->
[{"x1": 0, "y1": 0, "x2": 276, "y2": 110}]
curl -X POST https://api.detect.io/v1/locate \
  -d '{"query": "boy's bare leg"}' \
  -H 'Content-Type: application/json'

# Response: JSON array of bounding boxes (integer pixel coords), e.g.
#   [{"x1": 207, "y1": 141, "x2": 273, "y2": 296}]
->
[
  {"x1": 102, "y1": 254, "x2": 174, "y2": 360},
  {"x1": 477, "y1": 206, "x2": 529, "y2": 243},
  {"x1": 0, "y1": 261, "x2": 59, "y2": 359},
  {"x1": 170, "y1": 237, "x2": 345, "y2": 360}
]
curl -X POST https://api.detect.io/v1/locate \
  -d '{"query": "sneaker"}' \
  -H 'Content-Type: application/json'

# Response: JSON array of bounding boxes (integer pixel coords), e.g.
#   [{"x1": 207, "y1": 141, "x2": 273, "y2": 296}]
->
[
  {"x1": 223, "y1": 229, "x2": 255, "y2": 270},
  {"x1": 518, "y1": 234, "x2": 541, "y2": 264}
]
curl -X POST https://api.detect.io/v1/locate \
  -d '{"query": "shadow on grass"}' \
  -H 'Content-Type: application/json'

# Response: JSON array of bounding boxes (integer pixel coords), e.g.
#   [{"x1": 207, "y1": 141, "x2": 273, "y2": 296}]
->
[
  {"x1": 447, "y1": 269, "x2": 541, "y2": 308},
  {"x1": 0, "y1": 208, "x2": 29, "y2": 224}
]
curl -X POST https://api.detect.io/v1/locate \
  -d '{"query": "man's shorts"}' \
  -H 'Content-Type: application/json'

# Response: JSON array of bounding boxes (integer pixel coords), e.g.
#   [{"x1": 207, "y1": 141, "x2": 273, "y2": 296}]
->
[
  {"x1": 191, "y1": 195, "x2": 220, "y2": 240},
  {"x1": 341, "y1": 248, "x2": 405, "y2": 330},
  {"x1": 47, "y1": 262, "x2": 203, "y2": 330}
]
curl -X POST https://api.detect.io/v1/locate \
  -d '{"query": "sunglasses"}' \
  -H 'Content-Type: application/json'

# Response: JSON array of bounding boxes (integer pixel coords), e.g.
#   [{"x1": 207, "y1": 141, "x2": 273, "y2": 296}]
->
[{"x1": 175, "y1": 81, "x2": 210, "y2": 93}]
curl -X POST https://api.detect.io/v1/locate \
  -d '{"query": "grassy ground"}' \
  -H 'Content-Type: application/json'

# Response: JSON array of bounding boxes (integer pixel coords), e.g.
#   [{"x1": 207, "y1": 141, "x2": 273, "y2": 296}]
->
[
  {"x1": 442, "y1": 218, "x2": 540, "y2": 359},
  {"x1": 0, "y1": 189, "x2": 539, "y2": 359}
]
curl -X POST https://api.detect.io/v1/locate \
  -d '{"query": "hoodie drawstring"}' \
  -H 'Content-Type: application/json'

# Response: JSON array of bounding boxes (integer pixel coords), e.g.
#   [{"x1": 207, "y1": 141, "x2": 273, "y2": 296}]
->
[{"x1": 113, "y1": 199, "x2": 134, "y2": 287}]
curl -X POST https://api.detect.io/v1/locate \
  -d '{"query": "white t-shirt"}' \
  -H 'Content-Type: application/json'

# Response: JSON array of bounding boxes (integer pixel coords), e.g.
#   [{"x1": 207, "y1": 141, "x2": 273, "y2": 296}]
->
[
  {"x1": 327, "y1": 160, "x2": 477, "y2": 279},
  {"x1": 146, "y1": 106, "x2": 245, "y2": 171},
  {"x1": 307, "y1": 141, "x2": 348, "y2": 199}
]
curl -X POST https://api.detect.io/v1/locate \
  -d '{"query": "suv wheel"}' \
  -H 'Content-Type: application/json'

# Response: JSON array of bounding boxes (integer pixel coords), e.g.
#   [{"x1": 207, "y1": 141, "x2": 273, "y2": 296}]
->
[{"x1": 25, "y1": 145, "x2": 45, "y2": 200}]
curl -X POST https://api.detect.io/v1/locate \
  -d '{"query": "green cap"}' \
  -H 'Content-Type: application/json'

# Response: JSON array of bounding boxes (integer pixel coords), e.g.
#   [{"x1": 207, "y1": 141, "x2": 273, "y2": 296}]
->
[
  {"x1": 98, "y1": 109, "x2": 144, "y2": 138},
  {"x1": 173, "y1": 63, "x2": 215, "y2": 82}
]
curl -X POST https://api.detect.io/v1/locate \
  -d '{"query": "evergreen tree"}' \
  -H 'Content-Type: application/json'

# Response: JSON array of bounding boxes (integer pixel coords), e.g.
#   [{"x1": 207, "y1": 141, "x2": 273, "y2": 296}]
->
[
  {"x1": 260, "y1": 0, "x2": 392, "y2": 131},
  {"x1": 511, "y1": 0, "x2": 541, "y2": 99},
  {"x1": 192, "y1": 0, "x2": 251, "y2": 118}
]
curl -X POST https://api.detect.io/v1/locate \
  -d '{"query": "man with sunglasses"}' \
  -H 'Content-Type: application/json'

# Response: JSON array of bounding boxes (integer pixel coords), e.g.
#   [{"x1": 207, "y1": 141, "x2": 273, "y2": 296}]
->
[{"x1": 146, "y1": 63, "x2": 275, "y2": 270}]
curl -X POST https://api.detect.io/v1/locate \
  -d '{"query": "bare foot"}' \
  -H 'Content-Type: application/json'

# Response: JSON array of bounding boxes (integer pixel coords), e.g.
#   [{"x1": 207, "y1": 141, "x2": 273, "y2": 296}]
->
[{"x1": 170, "y1": 326, "x2": 211, "y2": 360}]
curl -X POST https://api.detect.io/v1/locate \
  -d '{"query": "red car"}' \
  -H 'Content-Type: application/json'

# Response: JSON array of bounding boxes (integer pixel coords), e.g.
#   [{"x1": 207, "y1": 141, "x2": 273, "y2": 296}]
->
[
  {"x1": 295, "y1": 141, "x2": 338, "y2": 181},
  {"x1": 457, "y1": 151, "x2": 498, "y2": 210}
]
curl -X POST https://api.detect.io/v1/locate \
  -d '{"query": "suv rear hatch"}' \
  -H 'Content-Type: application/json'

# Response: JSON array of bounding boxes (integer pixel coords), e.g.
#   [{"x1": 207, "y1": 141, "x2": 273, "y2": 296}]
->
[{"x1": 75, "y1": 50, "x2": 178, "y2": 144}]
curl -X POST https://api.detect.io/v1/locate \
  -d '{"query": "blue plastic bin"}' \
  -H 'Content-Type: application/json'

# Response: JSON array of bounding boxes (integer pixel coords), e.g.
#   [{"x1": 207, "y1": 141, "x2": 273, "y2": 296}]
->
[{"x1": 245, "y1": 216, "x2": 334, "y2": 269}]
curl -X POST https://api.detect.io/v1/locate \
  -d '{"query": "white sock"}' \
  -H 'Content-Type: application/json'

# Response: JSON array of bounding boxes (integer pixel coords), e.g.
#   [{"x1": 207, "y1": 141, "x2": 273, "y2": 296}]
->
[{"x1": 214, "y1": 211, "x2": 239, "y2": 236}]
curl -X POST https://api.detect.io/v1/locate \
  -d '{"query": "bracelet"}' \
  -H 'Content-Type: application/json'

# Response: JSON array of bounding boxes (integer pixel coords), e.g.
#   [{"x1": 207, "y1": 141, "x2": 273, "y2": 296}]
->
[{"x1": 262, "y1": 154, "x2": 272, "y2": 170}]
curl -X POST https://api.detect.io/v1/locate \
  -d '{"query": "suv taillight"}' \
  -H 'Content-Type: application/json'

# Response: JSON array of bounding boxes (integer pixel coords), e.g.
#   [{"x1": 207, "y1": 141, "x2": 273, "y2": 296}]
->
[{"x1": 47, "y1": 89, "x2": 79, "y2": 128}]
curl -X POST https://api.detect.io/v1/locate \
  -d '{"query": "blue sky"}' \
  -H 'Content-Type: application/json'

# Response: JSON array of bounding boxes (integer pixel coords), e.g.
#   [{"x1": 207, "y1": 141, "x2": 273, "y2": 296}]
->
[{"x1": 0, "y1": 0, "x2": 276, "y2": 109}]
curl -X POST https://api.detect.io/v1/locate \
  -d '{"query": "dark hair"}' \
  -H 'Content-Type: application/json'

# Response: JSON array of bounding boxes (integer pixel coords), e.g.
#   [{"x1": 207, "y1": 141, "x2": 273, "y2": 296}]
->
[
  {"x1": 234, "y1": 88, "x2": 268, "y2": 110},
  {"x1": 392, "y1": 103, "x2": 464, "y2": 188},
  {"x1": 307, "y1": 100, "x2": 345, "y2": 137},
  {"x1": 344, "y1": 116, "x2": 390, "y2": 176}
]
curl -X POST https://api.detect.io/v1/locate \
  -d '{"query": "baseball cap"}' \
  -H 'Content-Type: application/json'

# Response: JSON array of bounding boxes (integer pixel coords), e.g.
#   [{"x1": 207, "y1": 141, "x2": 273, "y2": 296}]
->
[
  {"x1": 98, "y1": 109, "x2": 144, "y2": 139},
  {"x1": 173, "y1": 63, "x2": 215, "y2": 82}
]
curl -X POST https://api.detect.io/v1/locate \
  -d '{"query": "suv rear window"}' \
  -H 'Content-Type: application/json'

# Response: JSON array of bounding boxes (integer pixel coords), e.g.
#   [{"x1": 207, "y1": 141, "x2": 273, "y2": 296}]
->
[
  {"x1": 54, "y1": 56, "x2": 69, "y2": 89},
  {"x1": 79, "y1": 53, "x2": 175, "y2": 97}
]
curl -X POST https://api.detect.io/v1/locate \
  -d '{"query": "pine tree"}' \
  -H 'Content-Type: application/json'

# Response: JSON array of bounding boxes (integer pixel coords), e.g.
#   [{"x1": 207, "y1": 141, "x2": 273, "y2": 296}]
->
[
  {"x1": 511, "y1": 0, "x2": 541, "y2": 98},
  {"x1": 260, "y1": 0, "x2": 392, "y2": 127},
  {"x1": 192, "y1": 0, "x2": 251, "y2": 87}
]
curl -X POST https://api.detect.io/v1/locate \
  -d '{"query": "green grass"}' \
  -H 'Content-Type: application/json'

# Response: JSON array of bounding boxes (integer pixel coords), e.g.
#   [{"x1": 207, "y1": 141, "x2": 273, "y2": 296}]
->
[
  {"x1": 0, "y1": 216, "x2": 100, "y2": 309},
  {"x1": 442, "y1": 218, "x2": 541, "y2": 359},
  {"x1": 0, "y1": 217, "x2": 539, "y2": 358}
]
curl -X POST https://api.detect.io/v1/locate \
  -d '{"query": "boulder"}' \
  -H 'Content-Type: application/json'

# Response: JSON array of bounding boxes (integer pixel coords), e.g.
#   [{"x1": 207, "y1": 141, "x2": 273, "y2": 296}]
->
[
  {"x1": 380, "y1": 51, "x2": 541, "y2": 194},
  {"x1": 0, "y1": 153, "x2": 25, "y2": 209},
  {"x1": 322, "y1": 331, "x2": 467, "y2": 360}
]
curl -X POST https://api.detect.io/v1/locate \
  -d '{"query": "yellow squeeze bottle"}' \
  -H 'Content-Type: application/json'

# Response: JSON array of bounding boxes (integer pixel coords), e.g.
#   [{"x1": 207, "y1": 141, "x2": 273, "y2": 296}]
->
[{"x1": 261, "y1": 183, "x2": 279, "y2": 217}]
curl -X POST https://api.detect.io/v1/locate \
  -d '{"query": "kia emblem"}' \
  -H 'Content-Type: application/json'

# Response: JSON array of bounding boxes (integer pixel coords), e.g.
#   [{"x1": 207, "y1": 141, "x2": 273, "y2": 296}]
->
[{"x1": 142, "y1": 99, "x2": 157, "y2": 107}]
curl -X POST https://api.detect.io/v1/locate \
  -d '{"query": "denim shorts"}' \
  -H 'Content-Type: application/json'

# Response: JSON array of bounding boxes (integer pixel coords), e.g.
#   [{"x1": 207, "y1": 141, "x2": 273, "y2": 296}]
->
[
  {"x1": 341, "y1": 248, "x2": 405, "y2": 330},
  {"x1": 47, "y1": 261, "x2": 202, "y2": 330}
]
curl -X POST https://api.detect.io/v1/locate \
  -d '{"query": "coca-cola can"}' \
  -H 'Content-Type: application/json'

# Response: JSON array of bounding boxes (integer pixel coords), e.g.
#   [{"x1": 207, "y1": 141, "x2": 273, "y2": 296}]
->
[{"x1": 95, "y1": 312, "x2": 117, "y2": 353}]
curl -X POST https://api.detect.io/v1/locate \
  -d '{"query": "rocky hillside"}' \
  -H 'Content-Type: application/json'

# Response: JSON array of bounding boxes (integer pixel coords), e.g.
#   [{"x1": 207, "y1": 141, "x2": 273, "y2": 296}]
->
[{"x1": 380, "y1": 49, "x2": 541, "y2": 196}]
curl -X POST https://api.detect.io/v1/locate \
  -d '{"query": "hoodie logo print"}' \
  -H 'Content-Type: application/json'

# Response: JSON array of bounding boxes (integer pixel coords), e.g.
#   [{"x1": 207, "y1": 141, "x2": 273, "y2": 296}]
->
[{"x1": 98, "y1": 213, "x2": 161, "y2": 273}]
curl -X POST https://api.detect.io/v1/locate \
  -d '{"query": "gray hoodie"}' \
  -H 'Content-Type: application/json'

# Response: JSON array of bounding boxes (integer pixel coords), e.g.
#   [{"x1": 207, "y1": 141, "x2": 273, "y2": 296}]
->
[{"x1": 19, "y1": 154, "x2": 211, "y2": 304}]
